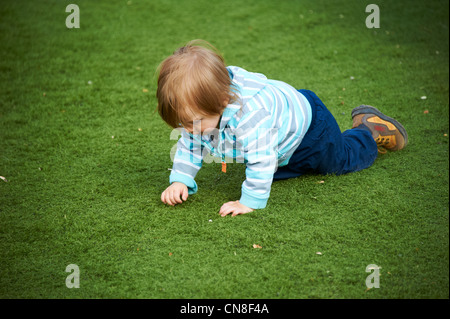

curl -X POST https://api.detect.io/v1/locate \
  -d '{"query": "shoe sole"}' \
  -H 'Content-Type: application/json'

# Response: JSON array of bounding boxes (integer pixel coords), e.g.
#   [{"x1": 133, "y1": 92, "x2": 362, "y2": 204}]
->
[{"x1": 352, "y1": 105, "x2": 408, "y2": 147}]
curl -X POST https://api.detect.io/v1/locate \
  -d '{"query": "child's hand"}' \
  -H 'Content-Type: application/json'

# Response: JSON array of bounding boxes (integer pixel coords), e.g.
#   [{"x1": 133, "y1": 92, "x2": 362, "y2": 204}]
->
[
  {"x1": 161, "y1": 182, "x2": 189, "y2": 206},
  {"x1": 219, "y1": 200, "x2": 254, "y2": 217}
]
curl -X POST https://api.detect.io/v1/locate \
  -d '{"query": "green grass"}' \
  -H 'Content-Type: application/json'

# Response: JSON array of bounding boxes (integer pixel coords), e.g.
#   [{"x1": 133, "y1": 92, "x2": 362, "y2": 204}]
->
[{"x1": 0, "y1": 0, "x2": 448, "y2": 299}]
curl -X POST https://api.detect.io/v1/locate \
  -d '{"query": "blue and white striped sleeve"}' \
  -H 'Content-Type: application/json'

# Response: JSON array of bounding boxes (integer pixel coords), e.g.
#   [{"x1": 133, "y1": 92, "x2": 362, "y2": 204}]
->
[
  {"x1": 235, "y1": 108, "x2": 278, "y2": 209},
  {"x1": 169, "y1": 129, "x2": 203, "y2": 194}
]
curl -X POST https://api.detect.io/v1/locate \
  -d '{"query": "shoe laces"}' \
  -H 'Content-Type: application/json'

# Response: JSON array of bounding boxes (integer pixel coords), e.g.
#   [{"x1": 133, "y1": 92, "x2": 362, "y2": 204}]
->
[{"x1": 375, "y1": 136, "x2": 390, "y2": 154}]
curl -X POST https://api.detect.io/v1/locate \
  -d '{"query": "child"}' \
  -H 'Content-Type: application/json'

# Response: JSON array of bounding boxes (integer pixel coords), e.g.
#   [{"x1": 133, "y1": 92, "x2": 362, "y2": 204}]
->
[{"x1": 156, "y1": 40, "x2": 408, "y2": 217}]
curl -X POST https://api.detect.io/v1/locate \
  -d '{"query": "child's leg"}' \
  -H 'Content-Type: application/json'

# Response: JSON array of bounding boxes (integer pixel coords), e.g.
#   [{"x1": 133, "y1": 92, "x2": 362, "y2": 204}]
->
[{"x1": 274, "y1": 90, "x2": 378, "y2": 180}]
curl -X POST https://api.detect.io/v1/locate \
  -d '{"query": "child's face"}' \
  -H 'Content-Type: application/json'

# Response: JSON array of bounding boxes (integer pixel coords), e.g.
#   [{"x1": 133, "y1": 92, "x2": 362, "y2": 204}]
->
[
  {"x1": 184, "y1": 99, "x2": 228, "y2": 134},
  {"x1": 186, "y1": 114, "x2": 221, "y2": 135}
]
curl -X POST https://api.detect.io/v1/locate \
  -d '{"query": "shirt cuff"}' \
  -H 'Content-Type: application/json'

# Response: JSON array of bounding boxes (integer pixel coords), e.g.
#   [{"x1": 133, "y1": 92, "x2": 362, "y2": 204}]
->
[
  {"x1": 169, "y1": 172, "x2": 198, "y2": 195},
  {"x1": 239, "y1": 187, "x2": 268, "y2": 209}
]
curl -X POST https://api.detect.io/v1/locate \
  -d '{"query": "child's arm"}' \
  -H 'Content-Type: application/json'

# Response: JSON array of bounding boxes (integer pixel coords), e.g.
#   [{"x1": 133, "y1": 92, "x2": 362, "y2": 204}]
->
[
  {"x1": 220, "y1": 109, "x2": 278, "y2": 216},
  {"x1": 162, "y1": 129, "x2": 203, "y2": 205}
]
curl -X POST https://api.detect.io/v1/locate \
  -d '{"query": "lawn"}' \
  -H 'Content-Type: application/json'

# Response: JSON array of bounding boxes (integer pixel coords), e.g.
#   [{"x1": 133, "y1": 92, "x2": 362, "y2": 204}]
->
[{"x1": 0, "y1": 0, "x2": 448, "y2": 300}]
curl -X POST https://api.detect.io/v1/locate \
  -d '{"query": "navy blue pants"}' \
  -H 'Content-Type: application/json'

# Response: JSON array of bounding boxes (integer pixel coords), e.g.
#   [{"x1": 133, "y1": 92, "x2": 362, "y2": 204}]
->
[{"x1": 273, "y1": 89, "x2": 378, "y2": 181}]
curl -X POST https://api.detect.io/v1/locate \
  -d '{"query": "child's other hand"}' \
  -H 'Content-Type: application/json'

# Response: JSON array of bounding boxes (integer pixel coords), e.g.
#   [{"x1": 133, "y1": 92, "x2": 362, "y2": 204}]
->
[
  {"x1": 219, "y1": 200, "x2": 254, "y2": 217},
  {"x1": 161, "y1": 182, "x2": 188, "y2": 206}
]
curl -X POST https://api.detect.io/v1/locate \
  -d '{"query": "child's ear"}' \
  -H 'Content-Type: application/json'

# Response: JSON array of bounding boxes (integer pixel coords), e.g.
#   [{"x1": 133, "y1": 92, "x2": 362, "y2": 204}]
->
[{"x1": 222, "y1": 97, "x2": 229, "y2": 107}]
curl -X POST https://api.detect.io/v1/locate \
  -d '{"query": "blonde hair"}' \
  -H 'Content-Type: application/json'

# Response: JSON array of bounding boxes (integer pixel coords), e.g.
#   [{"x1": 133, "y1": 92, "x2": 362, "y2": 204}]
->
[{"x1": 156, "y1": 40, "x2": 237, "y2": 129}]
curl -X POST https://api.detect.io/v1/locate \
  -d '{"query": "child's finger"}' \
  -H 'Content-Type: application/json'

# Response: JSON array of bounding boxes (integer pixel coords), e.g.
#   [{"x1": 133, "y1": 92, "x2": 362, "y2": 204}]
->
[
  {"x1": 181, "y1": 188, "x2": 188, "y2": 201},
  {"x1": 168, "y1": 190, "x2": 178, "y2": 206},
  {"x1": 169, "y1": 190, "x2": 178, "y2": 205},
  {"x1": 219, "y1": 205, "x2": 234, "y2": 217},
  {"x1": 165, "y1": 191, "x2": 173, "y2": 206},
  {"x1": 173, "y1": 190, "x2": 183, "y2": 204},
  {"x1": 220, "y1": 209, "x2": 231, "y2": 217},
  {"x1": 218, "y1": 203, "x2": 228, "y2": 215},
  {"x1": 219, "y1": 201, "x2": 237, "y2": 213},
  {"x1": 162, "y1": 191, "x2": 172, "y2": 205}
]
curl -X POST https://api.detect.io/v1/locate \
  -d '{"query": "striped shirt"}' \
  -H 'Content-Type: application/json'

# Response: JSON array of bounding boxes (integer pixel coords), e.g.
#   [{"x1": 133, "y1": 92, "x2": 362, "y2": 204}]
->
[{"x1": 169, "y1": 66, "x2": 312, "y2": 209}]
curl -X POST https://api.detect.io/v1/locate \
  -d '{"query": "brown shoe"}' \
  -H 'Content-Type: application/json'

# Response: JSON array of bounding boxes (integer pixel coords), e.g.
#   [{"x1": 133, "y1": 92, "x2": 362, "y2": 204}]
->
[{"x1": 352, "y1": 105, "x2": 408, "y2": 152}]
